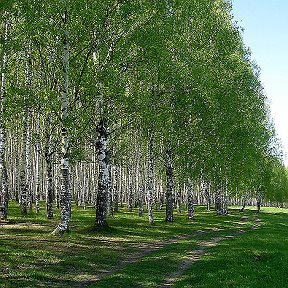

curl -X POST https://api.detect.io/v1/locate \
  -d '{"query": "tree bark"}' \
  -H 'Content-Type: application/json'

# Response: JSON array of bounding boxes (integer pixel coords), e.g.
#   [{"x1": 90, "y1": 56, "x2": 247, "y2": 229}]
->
[
  {"x1": 240, "y1": 192, "x2": 248, "y2": 212},
  {"x1": 52, "y1": 20, "x2": 71, "y2": 235},
  {"x1": 0, "y1": 19, "x2": 8, "y2": 221},
  {"x1": 188, "y1": 180, "x2": 194, "y2": 220},
  {"x1": 113, "y1": 165, "x2": 119, "y2": 213},
  {"x1": 176, "y1": 183, "x2": 181, "y2": 213},
  {"x1": 26, "y1": 111, "x2": 32, "y2": 211},
  {"x1": 95, "y1": 120, "x2": 109, "y2": 227},
  {"x1": 222, "y1": 181, "x2": 229, "y2": 215},
  {"x1": 107, "y1": 154, "x2": 113, "y2": 216},
  {"x1": 128, "y1": 161, "x2": 133, "y2": 212},
  {"x1": 256, "y1": 190, "x2": 261, "y2": 213},
  {"x1": 165, "y1": 145, "x2": 173, "y2": 222},
  {"x1": 34, "y1": 109, "x2": 41, "y2": 213},
  {"x1": 215, "y1": 187, "x2": 223, "y2": 215},
  {"x1": 20, "y1": 52, "x2": 33, "y2": 215},
  {"x1": 205, "y1": 184, "x2": 211, "y2": 211},
  {"x1": 147, "y1": 137, "x2": 155, "y2": 225},
  {"x1": 138, "y1": 140, "x2": 144, "y2": 216},
  {"x1": 45, "y1": 133, "x2": 54, "y2": 219}
]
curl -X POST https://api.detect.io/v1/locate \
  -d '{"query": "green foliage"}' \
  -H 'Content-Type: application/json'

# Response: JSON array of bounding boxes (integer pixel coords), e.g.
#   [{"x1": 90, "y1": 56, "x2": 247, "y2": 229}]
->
[{"x1": 2, "y1": 0, "x2": 287, "y2": 206}]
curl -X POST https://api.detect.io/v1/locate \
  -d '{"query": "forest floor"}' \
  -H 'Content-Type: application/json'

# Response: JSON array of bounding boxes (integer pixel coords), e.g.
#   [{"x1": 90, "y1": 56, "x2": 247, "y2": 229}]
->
[{"x1": 0, "y1": 203, "x2": 288, "y2": 288}]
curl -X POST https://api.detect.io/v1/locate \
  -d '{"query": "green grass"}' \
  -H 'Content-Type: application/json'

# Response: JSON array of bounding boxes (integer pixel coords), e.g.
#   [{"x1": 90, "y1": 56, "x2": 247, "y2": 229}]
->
[
  {"x1": 173, "y1": 207, "x2": 288, "y2": 288},
  {"x1": 0, "y1": 202, "x2": 287, "y2": 288}
]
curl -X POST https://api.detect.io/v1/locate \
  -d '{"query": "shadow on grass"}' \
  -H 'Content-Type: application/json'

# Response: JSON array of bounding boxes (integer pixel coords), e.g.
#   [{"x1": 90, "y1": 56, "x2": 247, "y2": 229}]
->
[
  {"x1": 0, "y1": 202, "x2": 270, "y2": 288},
  {"x1": 172, "y1": 209, "x2": 288, "y2": 288}
]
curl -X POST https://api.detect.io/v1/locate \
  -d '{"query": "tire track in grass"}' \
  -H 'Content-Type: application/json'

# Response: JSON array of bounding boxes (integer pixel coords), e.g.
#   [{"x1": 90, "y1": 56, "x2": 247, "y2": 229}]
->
[
  {"x1": 159, "y1": 218, "x2": 262, "y2": 288},
  {"x1": 77, "y1": 228, "x2": 221, "y2": 287}
]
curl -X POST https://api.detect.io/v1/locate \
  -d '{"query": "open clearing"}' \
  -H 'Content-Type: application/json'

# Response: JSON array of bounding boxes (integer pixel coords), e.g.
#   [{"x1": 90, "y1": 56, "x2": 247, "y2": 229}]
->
[{"x1": 1, "y1": 203, "x2": 288, "y2": 288}]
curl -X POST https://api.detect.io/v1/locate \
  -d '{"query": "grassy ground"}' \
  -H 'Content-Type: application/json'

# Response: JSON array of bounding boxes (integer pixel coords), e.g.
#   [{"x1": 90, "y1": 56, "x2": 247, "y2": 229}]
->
[
  {"x1": 0, "y1": 202, "x2": 287, "y2": 288},
  {"x1": 173, "y1": 207, "x2": 288, "y2": 288}
]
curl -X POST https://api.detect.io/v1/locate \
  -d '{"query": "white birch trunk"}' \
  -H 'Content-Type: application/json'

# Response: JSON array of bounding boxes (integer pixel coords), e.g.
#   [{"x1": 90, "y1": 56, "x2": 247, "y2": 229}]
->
[
  {"x1": 128, "y1": 161, "x2": 133, "y2": 212},
  {"x1": 26, "y1": 111, "x2": 32, "y2": 211},
  {"x1": 188, "y1": 180, "x2": 194, "y2": 220},
  {"x1": 215, "y1": 185, "x2": 223, "y2": 215},
  {"x1": 113, "y1": 165, "x2": 119, "y2": 212},
  {"x1": 138, "y1": 141, "x2": 144, "y2": 216},
  {"x1": 0, "y1": 19, "x2": 8, "y2": 220},
  {"x1": 45, "y1": 133, "x2": 54, "y2": 219},
  {"x1": 107, "y1": 154, "x2": 113, "y2": 216},
  {"x1": 119, "y1": 164, "x2": 124, "y2": 208},
  {"x1": 20, "y1": 116, "x2": 28, "y2": 214},
  {"x1": 95, "y1": 120, "x2": 109, "y2": 227},
  {"x1": 205, "y1": 183, "x2": 211, "y2": 211},
  {"x1": 82, "y1": 163, "x2": 87, "y2": 209},
  {"x1": 240, "y1": 191, "x2": 248, "y2": 212},
  {"x1": 222, "y1": 180, "x2": 229, "y2": 215},
  {"x1": 14, "y1": 127, "x2": 20, "y2": 202},
  {"x1": 147, "y1": 138, "x2": 154, "y2": 225},
  {"x1": 52, "y1": 21, "x2": 71, "y2": 235},
  {"x1": 165, "y1": 145, "x2": 174, "y2": 222},
  {"x1": 20, "y1": 52, "x2": 33, "y2": 214},
  {"x1": 256, "y1": 190, "x2": 262, "y2": 213},
  {"x1": 35, "y1": 109, "x2": 41, "y2": 213},
  {"x1": 176, "y1": 183, "x2": 181, "y2": 213}
]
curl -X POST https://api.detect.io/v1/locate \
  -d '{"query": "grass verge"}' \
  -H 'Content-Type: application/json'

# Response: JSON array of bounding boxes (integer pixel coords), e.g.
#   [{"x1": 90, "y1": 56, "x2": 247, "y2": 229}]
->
[{"x1": 0, "y1": 202, "x2": 286, "y2": 288}]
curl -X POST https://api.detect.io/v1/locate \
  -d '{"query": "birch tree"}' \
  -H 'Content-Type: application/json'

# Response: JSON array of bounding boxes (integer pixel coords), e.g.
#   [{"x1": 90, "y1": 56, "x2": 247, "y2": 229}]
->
[
  {"x1": 52, "y1": 9, "x2": 71, "y2": 235},
  {"x1": 0, "y1": 15, "x2": 9, "y2": 221}
]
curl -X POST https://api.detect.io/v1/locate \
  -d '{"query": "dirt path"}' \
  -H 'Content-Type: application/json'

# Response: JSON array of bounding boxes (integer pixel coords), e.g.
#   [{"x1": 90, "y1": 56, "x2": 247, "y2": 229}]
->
[
  {"x1": 159, "y1": 218, "x2": 262, "y2": 288},
  {"x1": 77, "y1": 217, "x2": 261, "y2": 288},
  {"x1": 77, "y1": 228, "x2": 220, "y2": 287}
]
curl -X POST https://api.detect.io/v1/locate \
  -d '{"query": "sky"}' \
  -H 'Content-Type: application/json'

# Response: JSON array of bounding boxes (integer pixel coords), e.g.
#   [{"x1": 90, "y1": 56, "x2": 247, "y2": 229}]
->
[{"x1": 232, "y1": 0, "x2": 288, "y2": 166}]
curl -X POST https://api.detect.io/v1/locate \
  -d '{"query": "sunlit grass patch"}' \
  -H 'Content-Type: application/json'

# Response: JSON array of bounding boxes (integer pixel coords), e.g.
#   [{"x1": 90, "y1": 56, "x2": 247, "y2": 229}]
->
[
  {"x1": 173, "y1": 207, "x2": 288, "y2": 288},
  {"x1": 1, "y1": 202, "x2": 286, "y2": 288}
]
